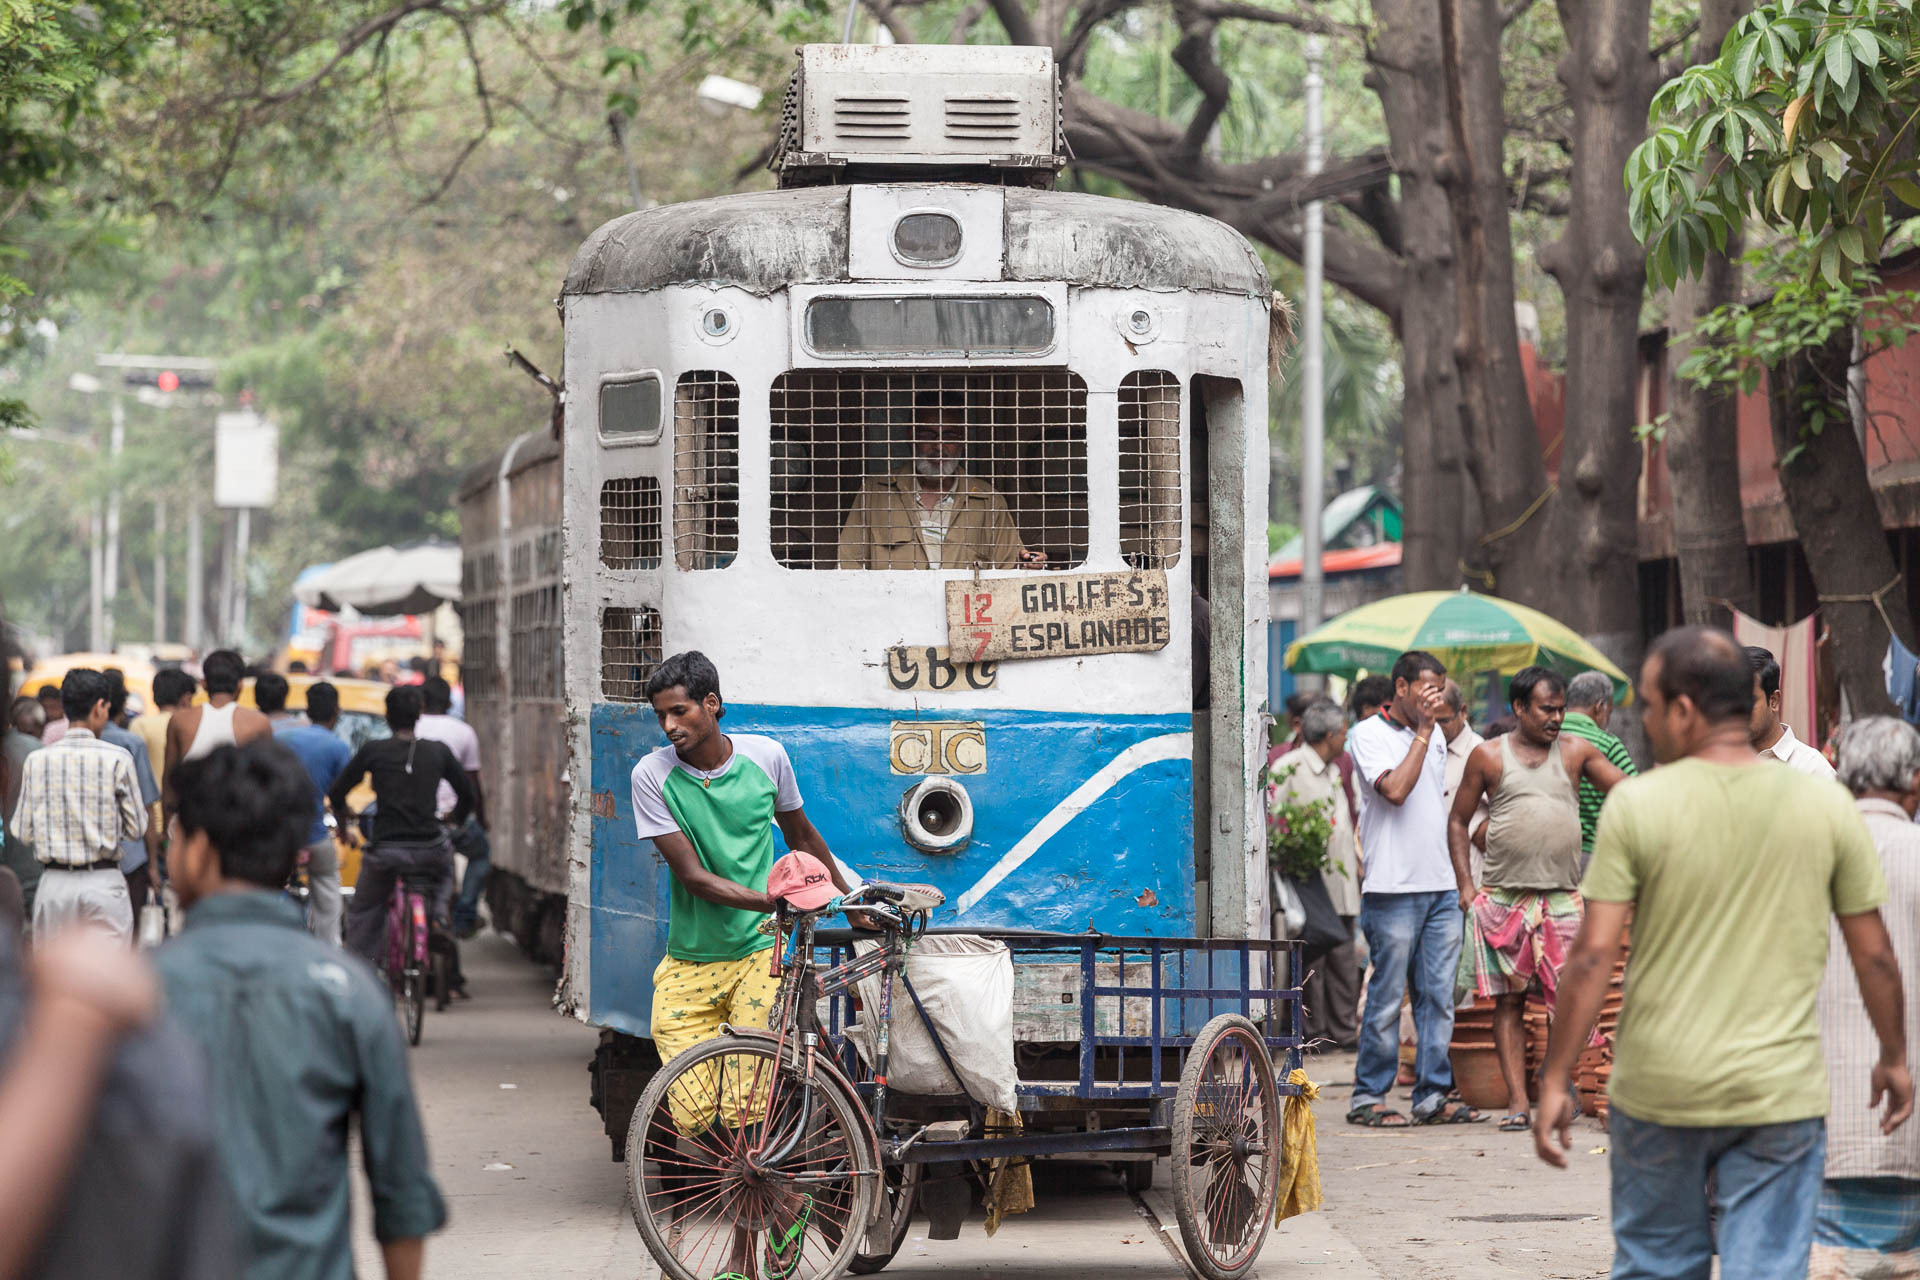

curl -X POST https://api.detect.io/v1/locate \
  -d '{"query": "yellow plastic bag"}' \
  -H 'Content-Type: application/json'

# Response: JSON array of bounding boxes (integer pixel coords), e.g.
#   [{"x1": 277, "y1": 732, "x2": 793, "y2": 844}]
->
[{"x1": 1275, "y1": 1068, "x2": 1323, "y2": 1222}]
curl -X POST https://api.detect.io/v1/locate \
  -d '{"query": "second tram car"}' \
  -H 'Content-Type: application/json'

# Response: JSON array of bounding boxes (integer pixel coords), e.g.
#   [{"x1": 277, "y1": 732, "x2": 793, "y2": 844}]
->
[{"x1": 466, "y1": 43, "x2": 1281, "y2": 1153}]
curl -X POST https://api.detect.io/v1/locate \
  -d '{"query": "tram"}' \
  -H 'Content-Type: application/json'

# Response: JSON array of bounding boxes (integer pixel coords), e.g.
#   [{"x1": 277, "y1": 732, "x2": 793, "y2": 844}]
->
[{"x1": 470, "y1": 42, "x2": 1283, "y2": 1164}]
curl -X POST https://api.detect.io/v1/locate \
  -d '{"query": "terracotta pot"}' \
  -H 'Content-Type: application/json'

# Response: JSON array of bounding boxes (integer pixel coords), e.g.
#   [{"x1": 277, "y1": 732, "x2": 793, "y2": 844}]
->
[{"x1": 1450, "y1": 1044, "x2": 1512, "y2": 1112}]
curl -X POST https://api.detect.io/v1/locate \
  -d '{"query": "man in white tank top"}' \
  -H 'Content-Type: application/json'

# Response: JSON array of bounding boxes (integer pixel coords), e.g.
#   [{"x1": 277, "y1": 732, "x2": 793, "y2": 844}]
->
[
  {"x1": 162, "y1": 651, "x2": 271, "y2": 815},
  {"x1": 1447, "y1": 666, "x2": 1629, "y2": 1131}
]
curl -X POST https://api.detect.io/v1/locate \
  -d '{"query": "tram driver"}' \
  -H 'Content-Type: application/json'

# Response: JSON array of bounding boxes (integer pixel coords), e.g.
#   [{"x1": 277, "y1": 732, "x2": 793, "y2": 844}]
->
[{"x1": 836, "y1": 386, "x2": 1048, "y2": 570}]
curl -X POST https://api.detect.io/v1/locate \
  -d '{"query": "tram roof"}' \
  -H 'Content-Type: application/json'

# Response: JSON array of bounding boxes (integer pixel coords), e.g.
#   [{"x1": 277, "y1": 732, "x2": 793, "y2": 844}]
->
[{"x1": 562, "y1": 186, "x2": 1271, "y2": 300}]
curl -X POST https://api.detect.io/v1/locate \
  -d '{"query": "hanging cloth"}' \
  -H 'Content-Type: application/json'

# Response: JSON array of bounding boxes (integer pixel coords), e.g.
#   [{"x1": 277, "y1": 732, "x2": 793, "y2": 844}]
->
[{"x1": 1888, "y1": 635, "x2": 1920, "y2": 725}]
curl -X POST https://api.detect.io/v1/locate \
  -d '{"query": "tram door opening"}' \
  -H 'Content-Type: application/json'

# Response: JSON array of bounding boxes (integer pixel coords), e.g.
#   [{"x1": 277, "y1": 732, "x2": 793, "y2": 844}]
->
[{"x1": 1189, "y1": 374, "x2": 1250, "y2": 937}]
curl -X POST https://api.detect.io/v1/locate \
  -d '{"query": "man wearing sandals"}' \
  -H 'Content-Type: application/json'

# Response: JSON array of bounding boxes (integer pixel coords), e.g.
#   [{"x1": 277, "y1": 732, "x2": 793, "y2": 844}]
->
[
  {"x1": 1447, "y1": 665, "x2": 1628, "y2": 1134},
  {"x1": 1344, "y1": 650, "x2": 1484, "y2": 1128},
  {"x1": 1536, "y1": 627, "x2": 1913, "y2": 1279}
]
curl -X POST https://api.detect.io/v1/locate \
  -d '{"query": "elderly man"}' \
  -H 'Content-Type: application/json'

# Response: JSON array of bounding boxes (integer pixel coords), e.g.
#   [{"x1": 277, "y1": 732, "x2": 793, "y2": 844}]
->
[
  {"x1": 1812, "y1": 717, "x2": 1920, "y2": 1278},
  {"x1": 1559, "y1": 670, "x2": 1638, "y2": 867},
  {"x1": 1268, "y1": 701, "x2": 1361, "y2": 1050},
  {"x1": 1747, "y1": 645, "x2": 1836, "y2": 779},
  {"x1": 1436, "y1": 680, "x2": 1487, "y2": 885},
  {"x1": 837, "y1": 385, "x2": 1048, "y2": 570}
]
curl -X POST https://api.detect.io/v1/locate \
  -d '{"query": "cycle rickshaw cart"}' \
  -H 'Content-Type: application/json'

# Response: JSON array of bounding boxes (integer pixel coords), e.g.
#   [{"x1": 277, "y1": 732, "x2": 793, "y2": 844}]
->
[{"x1": 625, "y1": 880, "x2": 1304, "y2": 1280}]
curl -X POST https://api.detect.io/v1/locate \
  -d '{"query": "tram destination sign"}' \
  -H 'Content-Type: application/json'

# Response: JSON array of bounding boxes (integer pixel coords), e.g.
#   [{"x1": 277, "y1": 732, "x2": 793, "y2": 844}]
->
[{"x1": 946, "y1": 569, "x2": 1172, "y2": 662}]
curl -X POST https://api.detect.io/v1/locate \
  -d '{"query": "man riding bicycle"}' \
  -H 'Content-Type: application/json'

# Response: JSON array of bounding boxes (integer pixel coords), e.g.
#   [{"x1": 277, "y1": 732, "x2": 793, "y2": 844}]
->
[{"x1": 331, "y1": 686, "x2": 476, "y2": 973}]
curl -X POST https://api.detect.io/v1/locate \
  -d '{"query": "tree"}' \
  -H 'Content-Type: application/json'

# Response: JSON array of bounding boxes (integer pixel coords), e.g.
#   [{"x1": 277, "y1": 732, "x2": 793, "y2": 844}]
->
[
  {"x1": 1672, "y1": 259, "x2": 1920, "y2": 713},
  {"x1": 1660, "y1": 0, "x2": 1754, "y2": 631},
  {"x1": 1629, "y1": 0, "x2": 1920, "y2": 711}
]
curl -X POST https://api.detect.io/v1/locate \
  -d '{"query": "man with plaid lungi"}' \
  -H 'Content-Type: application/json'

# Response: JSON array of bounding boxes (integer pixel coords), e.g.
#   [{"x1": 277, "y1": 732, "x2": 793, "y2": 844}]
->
[{"x1": 1447, "y1": 665, "x2": 1627, "y2": 1132}]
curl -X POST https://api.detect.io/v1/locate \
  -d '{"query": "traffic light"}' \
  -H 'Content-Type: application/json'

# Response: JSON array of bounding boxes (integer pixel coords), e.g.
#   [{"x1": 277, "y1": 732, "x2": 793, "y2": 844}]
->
[{"x1": 121, "y1": 368, "x2": 215, "y2": 391}]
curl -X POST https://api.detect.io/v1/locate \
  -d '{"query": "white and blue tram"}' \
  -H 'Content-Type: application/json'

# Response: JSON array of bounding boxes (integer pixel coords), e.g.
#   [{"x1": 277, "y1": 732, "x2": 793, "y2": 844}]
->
[{"x1": 552, "y1": 43, "x2": 1280, "y2": 1147}]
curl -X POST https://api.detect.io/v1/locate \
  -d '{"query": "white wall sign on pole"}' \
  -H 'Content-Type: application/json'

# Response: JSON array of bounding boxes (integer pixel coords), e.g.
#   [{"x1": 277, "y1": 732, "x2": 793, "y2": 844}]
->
[{"x1": 214, "y1": 412, "x2": 279, "y2": 510}]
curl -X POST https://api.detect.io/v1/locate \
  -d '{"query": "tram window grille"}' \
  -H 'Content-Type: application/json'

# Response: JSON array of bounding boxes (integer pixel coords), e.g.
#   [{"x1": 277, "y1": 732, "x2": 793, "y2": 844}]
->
[
  {"x1": 509, "y1": 585, "x2": 562, "y2": 700},
  {"x1": 768, "y1": 370, "x2": 1088, "y2": 570},
  {"x1": 1118, "y1": 370, "x2": 1183, "y2": 569},
  {"x1": 460, "y1": 599, "x2": 501, "y2": 700},
  {"x1": 601, "y1": 606, "x2": 664, "y2": 703},
  {"x1": 673, "y1": 372, "x2": 740, "y2": 570},
  {"x1": 601, "y1": 476, "x2": 663, "y2": 570},
  {"x1": 460, "y1": 551, "x2": 498, "y2": 597}
]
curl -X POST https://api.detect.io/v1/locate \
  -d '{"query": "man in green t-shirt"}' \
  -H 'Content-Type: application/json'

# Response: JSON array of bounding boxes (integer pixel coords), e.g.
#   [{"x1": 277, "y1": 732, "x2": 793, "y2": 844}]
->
[
  {"x1": 1534, "y1": 626, "x2": 1912, "y2": 1279},
  {"x1": 629, "y1": 651, "x2": 858, "y2": 1079}
]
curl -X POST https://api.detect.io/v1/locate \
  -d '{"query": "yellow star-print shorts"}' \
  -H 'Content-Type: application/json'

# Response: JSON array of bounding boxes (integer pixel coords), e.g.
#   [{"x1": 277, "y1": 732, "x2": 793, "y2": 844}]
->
[{"x1": 650, "y1": 951, "x2": 784, "y2": 1133}]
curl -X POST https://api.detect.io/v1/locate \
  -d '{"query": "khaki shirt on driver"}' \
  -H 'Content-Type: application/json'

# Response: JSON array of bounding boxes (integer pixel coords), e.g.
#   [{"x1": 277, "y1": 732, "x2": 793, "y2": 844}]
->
[
  {"x1": 837, "y1": 466, "x2": 1027, "y2": 570},
  {"x1": 1581, "y1": 758, "x2": 1885, "y2": 1127}
]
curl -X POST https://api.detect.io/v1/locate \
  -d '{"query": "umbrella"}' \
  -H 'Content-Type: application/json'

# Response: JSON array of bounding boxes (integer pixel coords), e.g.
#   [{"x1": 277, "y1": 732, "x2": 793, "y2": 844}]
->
[
  {"x1": 292, "y1": 541, "x2": 461, "y2": 616},
  {"x1": 1284, "y1": 588, "x2": 1635, "y2": 704}
]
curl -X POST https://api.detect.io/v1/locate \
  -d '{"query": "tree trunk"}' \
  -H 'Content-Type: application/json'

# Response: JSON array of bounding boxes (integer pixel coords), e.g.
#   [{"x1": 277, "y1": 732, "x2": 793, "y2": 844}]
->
[
  {"x1": 1538, "y1": 0, "x2": 1652, "y2": 667},
  {"x1": 1768, "y1": 328, "x2": 1915, "y2": 718},
  {"x1": 1433, "y1": 0, "x2": 1554, "y2": 604},
  {"x1": 1368, "y1": 0, "x2": 1478, "y2": 590},
  {"x1": 1663, "y1": 0, "x2": 1754, "y2": 631}
]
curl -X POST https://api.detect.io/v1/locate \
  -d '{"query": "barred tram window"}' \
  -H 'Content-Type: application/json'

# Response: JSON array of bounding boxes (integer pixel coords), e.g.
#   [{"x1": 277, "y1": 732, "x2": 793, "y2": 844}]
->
[
  {"x1": 673, "y1": 372, "x2": 740, "y2": 570},
  {"x1": 601, "y1": 476, "x2": 663, "y2": 570},
  {"x1": 459, "y1": 599, "x2": 500, "y2": 700},
  {"x1": 509, "y1": 585, "x2": 562, "y2": 701},
  {"x1": 1118, "y1": 370, "x2": 1183, "y2": 569},
  {"x1": 602, "y1": 606, "x2": 664, "y2": 703},
  {"x1": 768, "y1": 370, "x2": 1088, "y2": 570}
]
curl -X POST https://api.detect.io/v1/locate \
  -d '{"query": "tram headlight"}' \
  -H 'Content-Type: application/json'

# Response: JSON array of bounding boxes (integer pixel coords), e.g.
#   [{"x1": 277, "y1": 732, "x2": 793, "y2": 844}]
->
[
  {"x1": 898, "y1": 778, "x2": 974, "y2": 855},
  {"x1": 891, "y1": 212, "x2": 964, "y2": 267}
]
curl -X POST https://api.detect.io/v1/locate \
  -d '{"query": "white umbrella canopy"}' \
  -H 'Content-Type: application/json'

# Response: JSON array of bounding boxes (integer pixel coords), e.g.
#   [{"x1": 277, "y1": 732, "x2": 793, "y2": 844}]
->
[{"x1": 293, "y1": 541, "x2": 461, "y2": 615}]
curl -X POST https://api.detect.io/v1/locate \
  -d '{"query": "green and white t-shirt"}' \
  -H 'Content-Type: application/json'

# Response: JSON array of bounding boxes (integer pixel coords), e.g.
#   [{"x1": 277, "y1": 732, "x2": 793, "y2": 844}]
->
[{"x1": 630, "y1": 735, "x2": 804, "y2": 962}]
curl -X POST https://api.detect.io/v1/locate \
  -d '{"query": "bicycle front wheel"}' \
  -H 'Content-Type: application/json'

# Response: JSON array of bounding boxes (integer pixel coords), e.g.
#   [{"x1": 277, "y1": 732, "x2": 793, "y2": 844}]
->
[{"x1": 628, "y1": 1036, "x2": 878, "y2": 1280}]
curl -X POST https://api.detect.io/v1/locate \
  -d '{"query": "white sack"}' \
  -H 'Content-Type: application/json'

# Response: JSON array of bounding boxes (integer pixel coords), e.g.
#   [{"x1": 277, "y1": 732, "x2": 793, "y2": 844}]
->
[{"x1": 843, "y1": 933, "x2": 1017, "y2": 1115}]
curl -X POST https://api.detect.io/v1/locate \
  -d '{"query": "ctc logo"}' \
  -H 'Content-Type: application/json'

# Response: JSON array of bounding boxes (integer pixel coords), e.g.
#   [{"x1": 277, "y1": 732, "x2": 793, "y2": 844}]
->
[{"x1": 888, "y1": 722, "x2": 987, "y2": 776}]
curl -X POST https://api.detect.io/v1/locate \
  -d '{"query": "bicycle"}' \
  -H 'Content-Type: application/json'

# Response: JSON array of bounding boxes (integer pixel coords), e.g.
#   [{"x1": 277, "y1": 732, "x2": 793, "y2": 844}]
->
[
  {"x1": 625, "y1": 881, "x2": 942, "y2": 1280},
  {"x1": 379, "y1": 867, "x2": 453, "y2": 1047}
]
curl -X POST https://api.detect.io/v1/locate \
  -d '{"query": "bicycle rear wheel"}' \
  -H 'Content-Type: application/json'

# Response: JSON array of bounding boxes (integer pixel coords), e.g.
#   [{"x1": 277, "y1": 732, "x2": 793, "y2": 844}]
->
[{"x1": 628, "y1": 1036, "x2": 877, "y2": 1280}]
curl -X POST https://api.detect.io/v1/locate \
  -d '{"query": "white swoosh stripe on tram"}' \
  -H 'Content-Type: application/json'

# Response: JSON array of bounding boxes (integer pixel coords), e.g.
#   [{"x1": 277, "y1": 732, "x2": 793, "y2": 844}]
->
[{"x1": 954, "y1": 731, "x2": 1194, "y2": 916}]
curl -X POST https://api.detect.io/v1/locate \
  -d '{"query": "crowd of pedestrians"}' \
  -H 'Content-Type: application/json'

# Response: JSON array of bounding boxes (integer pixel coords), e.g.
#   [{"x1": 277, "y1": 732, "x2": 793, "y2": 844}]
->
[
  {"x1": 1267, "y1": 626, "x2": 1916, "y2": 1278},
  {"x1": 0, "y1": 654, "x2": 458, "y2": 1279}
]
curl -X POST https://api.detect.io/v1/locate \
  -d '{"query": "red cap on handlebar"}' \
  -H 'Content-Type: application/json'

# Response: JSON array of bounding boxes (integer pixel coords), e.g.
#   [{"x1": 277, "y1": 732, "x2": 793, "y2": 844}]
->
[{"x1": 768, "y1": 851, "x2": 838, "y2": 910}]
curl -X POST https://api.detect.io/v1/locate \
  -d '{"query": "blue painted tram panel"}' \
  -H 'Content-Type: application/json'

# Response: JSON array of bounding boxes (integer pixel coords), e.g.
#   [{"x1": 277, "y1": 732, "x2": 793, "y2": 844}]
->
[{"x1": 557, "y1": 44, "x2": 1277, "y2": 1064}]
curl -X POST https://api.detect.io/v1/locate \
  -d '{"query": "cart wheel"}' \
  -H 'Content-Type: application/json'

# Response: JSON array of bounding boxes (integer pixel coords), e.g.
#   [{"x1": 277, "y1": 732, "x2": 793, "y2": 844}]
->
[
  {"x1": 848, "y1": 1162, "x2": 919, "y2": 1274},
  {"x1": 1121, "y1": 1159, "x2": 1154, "y2": 1194},
  {"x1": 627, "y1": 1035, "x2": 877, "y2": 1280},
  {"x1": 1170, "y1": 1014, "x2": 1280, "y2": 1280}
]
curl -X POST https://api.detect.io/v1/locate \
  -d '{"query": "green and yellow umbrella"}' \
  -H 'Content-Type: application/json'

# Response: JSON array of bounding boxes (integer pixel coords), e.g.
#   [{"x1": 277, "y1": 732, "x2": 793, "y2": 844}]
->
[{"x1": 1284, "y1": 589, "x2": 1634, "y2": 704}]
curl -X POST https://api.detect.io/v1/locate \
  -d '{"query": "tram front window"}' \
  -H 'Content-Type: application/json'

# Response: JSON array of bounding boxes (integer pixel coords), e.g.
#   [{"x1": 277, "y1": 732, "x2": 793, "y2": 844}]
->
[{"x1": 770, "y1": 371, "x2": 1088, "y2": 571}]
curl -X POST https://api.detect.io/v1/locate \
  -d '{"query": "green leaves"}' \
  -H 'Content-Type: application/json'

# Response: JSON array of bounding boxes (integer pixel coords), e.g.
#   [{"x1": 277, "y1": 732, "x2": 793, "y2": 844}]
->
[{"x1": 1632, "y1": 0, "x2": 1920, "y2": 288}]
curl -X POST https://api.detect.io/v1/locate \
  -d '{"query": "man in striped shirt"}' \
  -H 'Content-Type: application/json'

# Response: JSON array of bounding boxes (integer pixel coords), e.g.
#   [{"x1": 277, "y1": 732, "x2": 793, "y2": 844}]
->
[
  {"x1": 9, "y1": 669, "x2": 147, "y2": 942},
  {"x1": 1559, "y1": 671, "x2": 1636, "y2": 868}
]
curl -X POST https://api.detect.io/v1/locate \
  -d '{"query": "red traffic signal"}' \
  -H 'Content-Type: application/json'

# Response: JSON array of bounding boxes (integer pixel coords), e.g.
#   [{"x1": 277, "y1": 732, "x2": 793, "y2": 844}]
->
[{"x1": 156, "y1": 370, "x2": 180, "y2": 393}]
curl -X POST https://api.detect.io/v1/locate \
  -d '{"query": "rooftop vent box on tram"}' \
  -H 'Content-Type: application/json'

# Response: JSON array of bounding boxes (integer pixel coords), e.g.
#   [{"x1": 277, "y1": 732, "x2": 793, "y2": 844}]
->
[{"x1": 772, "y1": 44, "x2": 1065, "y2": 187}]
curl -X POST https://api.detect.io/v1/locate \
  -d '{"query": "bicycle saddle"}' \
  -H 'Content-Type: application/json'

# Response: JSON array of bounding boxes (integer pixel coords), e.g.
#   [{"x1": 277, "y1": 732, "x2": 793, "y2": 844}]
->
[{"x1": 862, "y1": 881, "x2": 946, "y2": 911}]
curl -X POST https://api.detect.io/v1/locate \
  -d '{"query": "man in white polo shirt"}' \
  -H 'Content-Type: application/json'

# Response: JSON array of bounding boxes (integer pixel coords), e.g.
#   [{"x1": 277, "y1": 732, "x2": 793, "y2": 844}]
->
[
  {"x1": 1344, "y1": 650, "x2": 1485, "y2": 1127},
  {"x1": 1746, "y1": 646, "x2": 1837, "y2": 780}
]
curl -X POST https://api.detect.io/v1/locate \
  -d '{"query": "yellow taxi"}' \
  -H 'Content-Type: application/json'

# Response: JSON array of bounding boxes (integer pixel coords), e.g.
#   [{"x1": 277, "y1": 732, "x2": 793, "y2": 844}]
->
[{"x1": 18, "y1": 657, "x2": 392, "y2": 887}]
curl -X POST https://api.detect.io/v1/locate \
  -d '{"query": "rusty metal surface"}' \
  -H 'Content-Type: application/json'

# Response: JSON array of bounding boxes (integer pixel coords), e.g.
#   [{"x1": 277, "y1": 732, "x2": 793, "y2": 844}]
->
[{"x1": 561, "y1": 187, "x2": 1269, "y2": 300}]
